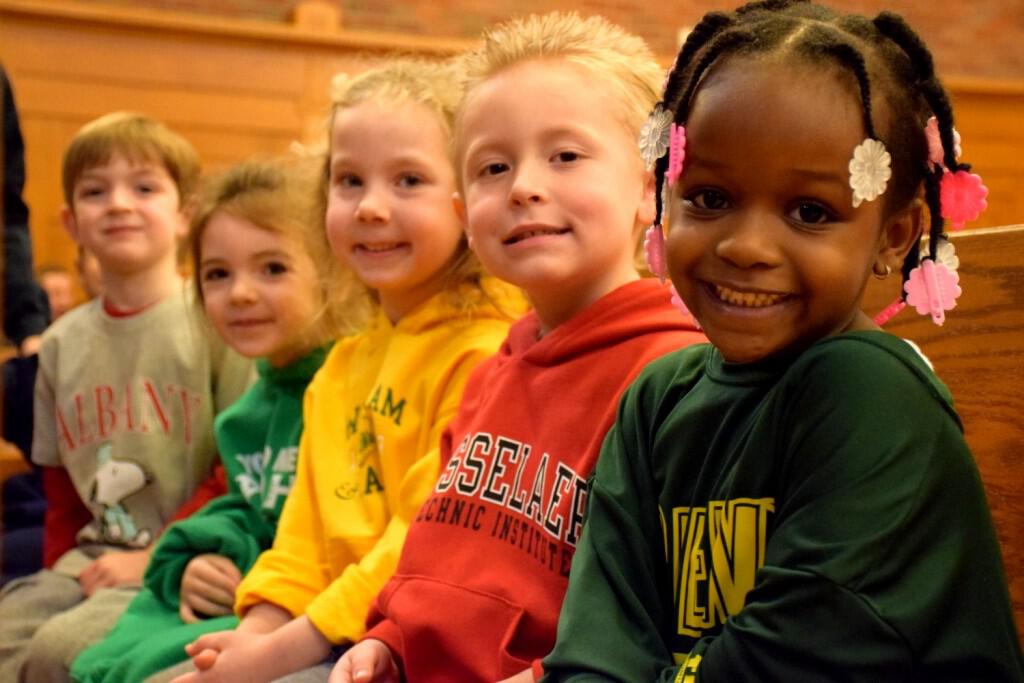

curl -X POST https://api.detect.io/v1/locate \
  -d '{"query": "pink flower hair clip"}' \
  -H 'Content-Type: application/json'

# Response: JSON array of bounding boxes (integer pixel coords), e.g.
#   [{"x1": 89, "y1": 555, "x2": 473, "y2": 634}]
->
[
  {"x1": 644, "y1": 224, "x2": 667, "y2": 282},
  {"x1": 940, "y1": 170, "x2": 988, "y2": 230},
  {"x1": 667, "y1": 124, "x2": 686, "y2": 187},
  {"x1": 669, "y1": 284, "x2": 701, "y2": 330},
  {"x1": 903, "y1": 238, "x2": 962, "y2": 326},
  {"x1": 924, "y1": 116, "x2": 961, "y2": 170}
]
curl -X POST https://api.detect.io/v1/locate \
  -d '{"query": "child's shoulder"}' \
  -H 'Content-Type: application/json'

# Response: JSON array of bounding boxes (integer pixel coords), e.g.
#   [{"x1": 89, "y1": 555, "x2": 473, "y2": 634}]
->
[
  {"x1": 40, "y1": 297, "x2": 102, "y2": 342},
  {"x1": 787, "y1": 330, "x2": 959, "y2": 424},
  {"x1": 628, "y1": 342, "x2": 715, "y2": 400}
]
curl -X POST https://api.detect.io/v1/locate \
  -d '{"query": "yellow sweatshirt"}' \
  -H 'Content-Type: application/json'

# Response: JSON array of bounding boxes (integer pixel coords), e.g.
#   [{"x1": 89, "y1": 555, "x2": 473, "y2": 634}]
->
[{"x1": 234, "y1": 281, "x2": 522, "y2": 644}]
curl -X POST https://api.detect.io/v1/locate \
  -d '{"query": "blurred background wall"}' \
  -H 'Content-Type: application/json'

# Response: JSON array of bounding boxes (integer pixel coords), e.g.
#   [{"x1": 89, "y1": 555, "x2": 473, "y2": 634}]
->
[{"x1": 2, "y1": 0, "x2": 1022, "y2": 280}]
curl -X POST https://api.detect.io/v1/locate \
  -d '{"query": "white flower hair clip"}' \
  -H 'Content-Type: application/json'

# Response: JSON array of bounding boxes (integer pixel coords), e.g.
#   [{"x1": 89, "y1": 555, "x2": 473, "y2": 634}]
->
[
  {"x1": 849, "y1": 138, "x2": 892, "y2": 208},
  {"x1": 639, "y1": 104, "x2": 673, "y2": 171}
]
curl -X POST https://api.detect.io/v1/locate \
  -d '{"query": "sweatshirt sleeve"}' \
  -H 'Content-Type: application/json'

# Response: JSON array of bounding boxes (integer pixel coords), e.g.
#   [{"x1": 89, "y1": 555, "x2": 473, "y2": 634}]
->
[
  {"x1": 303, "y1": 346, "x2": 484, "y2": 645},
  {"x1": 42, "y1": 466, "x2": 92, "y2": 567},
  {"x1": 146, "y1": 491, "x2": 274, "y2": 608}
]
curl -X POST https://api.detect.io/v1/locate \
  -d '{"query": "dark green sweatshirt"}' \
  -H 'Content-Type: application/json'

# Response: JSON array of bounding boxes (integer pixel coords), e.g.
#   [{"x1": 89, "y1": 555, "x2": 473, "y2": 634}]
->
[{"x1": 544, "y1": 332, "x2": 1022, "y2": 682}]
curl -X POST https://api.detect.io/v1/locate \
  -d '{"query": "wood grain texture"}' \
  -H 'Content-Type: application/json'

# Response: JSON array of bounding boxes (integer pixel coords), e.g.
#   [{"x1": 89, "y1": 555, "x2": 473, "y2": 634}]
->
[{"x1": 863, "y1": 225, "x2": 1024, "y2": 646}]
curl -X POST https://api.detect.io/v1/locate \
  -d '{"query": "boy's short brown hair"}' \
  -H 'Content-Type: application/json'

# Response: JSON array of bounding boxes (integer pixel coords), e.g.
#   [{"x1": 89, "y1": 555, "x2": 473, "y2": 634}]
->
[{"x1": 61, "y1": 112, "x2": 200, "y2": 208}]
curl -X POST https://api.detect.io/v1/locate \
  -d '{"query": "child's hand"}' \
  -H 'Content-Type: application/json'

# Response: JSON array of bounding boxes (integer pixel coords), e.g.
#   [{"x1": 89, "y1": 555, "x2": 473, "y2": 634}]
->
[
  {"x1": 179, "y1": 554, "x2": 242, "y2": 623},
  {"x1": 497, "y1": 669, "x2": 535, "y2": 683},
  {"x1": 79, "y1": 547, "x2": 152, "y2": 596},
  {"x1": 173, "y1": 629, "x2": 249, "y2": 681},
  {"x1": 329, "y1": 639, "x2": 399, "y2": 683}
]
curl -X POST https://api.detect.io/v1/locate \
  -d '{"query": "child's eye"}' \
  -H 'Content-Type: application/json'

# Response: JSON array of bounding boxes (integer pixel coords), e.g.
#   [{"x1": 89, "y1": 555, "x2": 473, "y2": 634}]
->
[
  {"x1": 200, "y1": 267, "x2": 229, "y2": 282},
  {"x1": 480, "y1": 162, "x2": 509, "y2": 177},
  {"x1": 135, "y1": 183, "x2": 157, "y2": 194},
  {"x1": 788, "y1": 202, "x2": 836, "y2": 225},
  {"x1": 263, "y1": 261, "x2": 289, "y2": 276},
  {"x1": 77, "y1": 186, "x2": 105, "y2": 199},
  {"x1": 333, "y1": 173, "x2": 362, "y2": 188},
  {"x1": 397, "y1": 174, "x2": 425, "y2": 188},
  {"x1": 684, "y1": 189, "x2": 730, "y2": 212},
  {"x1": 553, "y1": 151, "x2": 580, "y2": 164}
]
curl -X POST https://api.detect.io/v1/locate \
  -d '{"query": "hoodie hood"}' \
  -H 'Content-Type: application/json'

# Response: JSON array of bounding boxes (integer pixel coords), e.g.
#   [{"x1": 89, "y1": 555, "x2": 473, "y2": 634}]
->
[{"x1": 502, "y1": 278, "x2": 701, "y2": 367}]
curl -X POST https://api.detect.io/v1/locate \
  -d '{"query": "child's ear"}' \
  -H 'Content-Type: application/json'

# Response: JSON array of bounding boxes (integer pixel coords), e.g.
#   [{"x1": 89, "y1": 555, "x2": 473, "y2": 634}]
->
[
  {"x1": 875, "y1": 198, "x2": 924, "y2": 273},
  {"x1": 452, "y1": 192, "x2": 475, "y2": 249},
  {"x1": 60, "y1": 205, "x2": 80, "y2": 242},
  {"x1": 176, "y1": 195, "x2": 198, "y2": 239},
  {"x1": 636, "y1": 169, "x2": 657, "y2": 229}
]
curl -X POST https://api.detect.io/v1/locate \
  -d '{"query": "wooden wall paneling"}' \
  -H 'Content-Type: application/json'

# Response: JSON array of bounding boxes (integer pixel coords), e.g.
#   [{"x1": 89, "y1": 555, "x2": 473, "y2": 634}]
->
[
  {"x1": 862, "y1": 226, "x2": 1024, "y2": 645},
  {"x1": 947, "y1": 82, "x2": 1024, "y2": 229},
  {"x1": 1, "y1": 0, "x2": 1020, "y2": 279},
  {"x1": 0, "y1": 0, "x2": 475, "y2": 278}
]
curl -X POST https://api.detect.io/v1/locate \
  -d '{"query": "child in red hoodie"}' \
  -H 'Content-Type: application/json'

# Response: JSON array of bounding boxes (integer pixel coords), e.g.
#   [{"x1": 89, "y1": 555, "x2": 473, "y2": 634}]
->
[{"x1": 332, "y1": 12, "x2": 706, "y2": 683}]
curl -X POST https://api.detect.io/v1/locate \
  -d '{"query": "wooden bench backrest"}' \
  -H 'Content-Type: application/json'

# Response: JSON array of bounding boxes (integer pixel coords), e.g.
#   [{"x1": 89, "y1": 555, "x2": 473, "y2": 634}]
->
[{"x1": 862, "y1": 225, "x2": 1024, "y2": 646}]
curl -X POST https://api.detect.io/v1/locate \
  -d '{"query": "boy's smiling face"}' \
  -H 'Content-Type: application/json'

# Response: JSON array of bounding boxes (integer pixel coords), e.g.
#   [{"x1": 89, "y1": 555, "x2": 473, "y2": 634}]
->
[
  {"x1": 457, "y1": 59, "x2": 655, "y2": 332},
  {"x1": 62, "y1": 153, "x2": 186, "y2": 278},
  {"x1": 666, "y1": 57, "x2": 919, "y2": 364}
]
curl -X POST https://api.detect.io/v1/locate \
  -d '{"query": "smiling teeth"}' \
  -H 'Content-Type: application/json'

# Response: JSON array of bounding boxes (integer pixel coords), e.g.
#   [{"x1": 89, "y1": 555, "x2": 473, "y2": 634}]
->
[
  {"x1": 714, "y1": 285, "x2": 787, "y2": 307},
  {"x1": 507, "y1": 228, "x2": 570, "y2": 243},
  {"x1": 362, "y1": 243, "x2": 399, "y2": 252}
]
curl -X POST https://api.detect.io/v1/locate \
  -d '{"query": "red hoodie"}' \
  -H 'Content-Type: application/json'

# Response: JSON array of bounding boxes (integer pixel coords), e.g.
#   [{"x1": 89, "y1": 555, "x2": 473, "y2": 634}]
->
[{"x1": 361, "y1": 278, "x2": 705, "y2": 682}]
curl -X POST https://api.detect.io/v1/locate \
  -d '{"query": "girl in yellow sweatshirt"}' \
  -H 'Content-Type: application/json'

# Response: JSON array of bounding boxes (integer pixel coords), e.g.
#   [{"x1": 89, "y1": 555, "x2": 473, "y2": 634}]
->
[{"x1": 166, "y1": 60, "x2": 523, "y2": 683}]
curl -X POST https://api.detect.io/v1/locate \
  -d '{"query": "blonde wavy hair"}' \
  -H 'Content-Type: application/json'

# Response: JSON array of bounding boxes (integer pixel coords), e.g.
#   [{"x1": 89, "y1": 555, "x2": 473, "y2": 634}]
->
[{"x1": 316, "y1": 58, "x2": 505, "y2": 318}]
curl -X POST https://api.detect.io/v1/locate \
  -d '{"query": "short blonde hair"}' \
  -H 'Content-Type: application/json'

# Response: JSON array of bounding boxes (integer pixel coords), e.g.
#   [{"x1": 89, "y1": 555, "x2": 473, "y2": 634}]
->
[
  {"x1": 318, "y1": 59, "x2": 502, "y2": 317},
  {"x1": 62, "y1": 112, "x2": 200, "y2": 209},
  {"x1": 188, "y1": 157, "x2": 354, "y2": 344},
  {"x1": 457, "y1": 13, "x2": 663, "y2": 142}
]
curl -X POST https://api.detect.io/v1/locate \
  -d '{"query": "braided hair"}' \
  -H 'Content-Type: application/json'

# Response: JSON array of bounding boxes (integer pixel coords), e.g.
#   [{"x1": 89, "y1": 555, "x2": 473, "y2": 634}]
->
[{"x1": 654, "y1": 0, "x2": 969, "y2": 286}]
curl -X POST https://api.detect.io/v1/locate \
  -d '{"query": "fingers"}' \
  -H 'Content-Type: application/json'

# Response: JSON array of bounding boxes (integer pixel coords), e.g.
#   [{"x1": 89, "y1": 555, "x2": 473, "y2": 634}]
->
[
  {"x1": 180, "y1": 601, "x2": 199, "y2": 624},
  {"x1": 181, "y1": 556, "x2": 241, "y2": 616},
  {"x1": 185, "y1": 631, "x2": 230, "y2": 657},
  {"x1": 191, "y1": 648, "x2": 220, "y2": 672},
  {"x1": 205, "y1": 554, "x2": 243, "y2": 585},
  {"x1": 183, "y1": 592, "x2": 235, "y2": 619},
  {"x1": 78, "y1": 551, "x2": 150, "y2": 595},
  {"x1": 78, "y1": 561, "x2": 115, "y2": 597},
  {"x1": 330, "y1": 641, "x2": 398, "y2": 683}
]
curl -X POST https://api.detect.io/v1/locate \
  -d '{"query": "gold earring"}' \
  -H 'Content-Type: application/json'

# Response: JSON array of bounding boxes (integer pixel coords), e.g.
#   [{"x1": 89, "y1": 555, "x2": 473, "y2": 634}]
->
[{"x1": 872, "y1": 262, "x2": 892, "y2": 280}]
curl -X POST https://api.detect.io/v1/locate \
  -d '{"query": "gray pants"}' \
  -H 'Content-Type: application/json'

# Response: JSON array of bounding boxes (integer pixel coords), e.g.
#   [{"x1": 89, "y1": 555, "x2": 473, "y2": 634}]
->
[{"x1": 0, "y1": 555, "x2": 137, "y2": 682}]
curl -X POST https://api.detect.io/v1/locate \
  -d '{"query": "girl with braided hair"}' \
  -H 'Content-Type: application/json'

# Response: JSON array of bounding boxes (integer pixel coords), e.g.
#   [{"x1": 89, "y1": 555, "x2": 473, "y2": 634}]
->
[{"x1": 543, "y1": 1, "x2": 1023, "y2": 680}]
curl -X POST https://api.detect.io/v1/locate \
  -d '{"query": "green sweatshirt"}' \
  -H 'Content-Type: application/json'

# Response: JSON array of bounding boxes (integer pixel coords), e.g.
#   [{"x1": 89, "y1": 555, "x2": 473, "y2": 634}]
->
[
  {"x1": 70, "y1": 346, "x2": 329, "y2": 683},
  {"x1": 543, "y1": 332, "x2": 1023, "y2": 682}
]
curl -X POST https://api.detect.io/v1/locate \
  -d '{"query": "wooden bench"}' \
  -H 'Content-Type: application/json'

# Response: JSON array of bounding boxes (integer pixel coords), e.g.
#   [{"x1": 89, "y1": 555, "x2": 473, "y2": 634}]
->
[{"x1": 862, "y1": 224, "x2": 1024, "y2": 647}]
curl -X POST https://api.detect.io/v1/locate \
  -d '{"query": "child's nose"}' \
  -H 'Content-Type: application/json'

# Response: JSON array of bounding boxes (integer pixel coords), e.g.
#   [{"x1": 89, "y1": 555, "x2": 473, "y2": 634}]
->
[
  {"x1": 355, "y1": 186, "x2": 389, "y2": 223},
  {"x1": 107, "y1": 184, "x2": 134, "y2": 211},
  {"x1": 508, "y1": 162, "x2": 547, "y2": 207},
  {"x1": 714, "y1": 215, "x2": 783, "y2": 269},
  {"x1": 229, "y1": 275, "x2": 257, "y2": 303}
]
